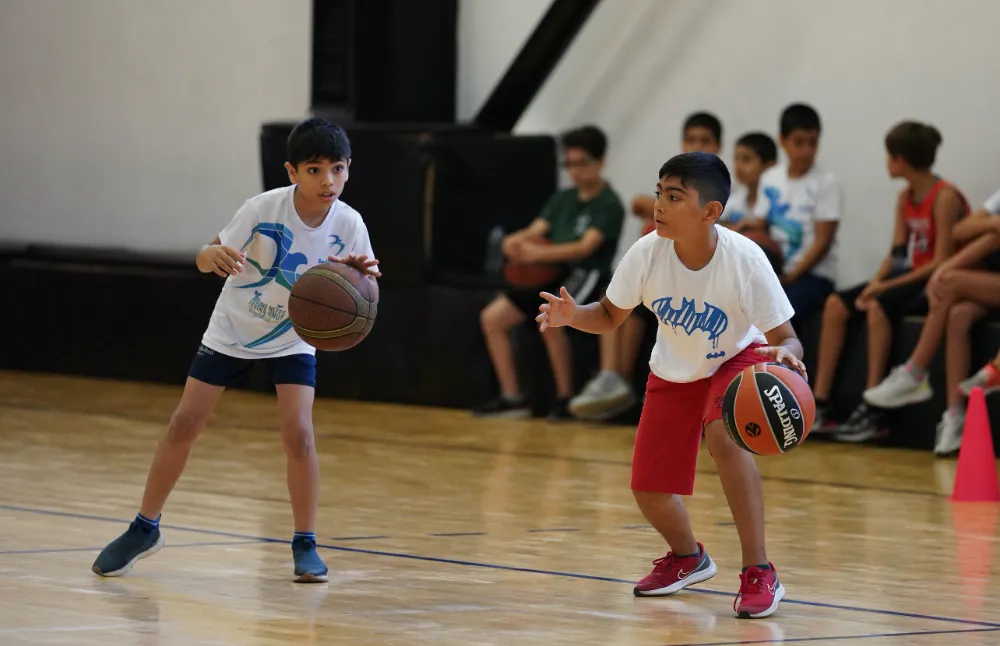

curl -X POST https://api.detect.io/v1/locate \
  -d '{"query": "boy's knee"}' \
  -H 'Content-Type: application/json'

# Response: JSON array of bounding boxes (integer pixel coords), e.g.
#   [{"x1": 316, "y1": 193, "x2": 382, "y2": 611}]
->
[
  {"x1": 166, "y1": 410, "x2": 207, "y2": 445},
  {"x1": 822, "y1": 293, "x2": 849, "y2": 323},
  {"x1": 480, "y1": 297, "x2": 517, "y2": 333},
  {"x1": 281, "y1": 422, "x2": 316, "y2": 459},
  {"x1": 632, "y1": 489, "x2": 677, "y2": 508}
]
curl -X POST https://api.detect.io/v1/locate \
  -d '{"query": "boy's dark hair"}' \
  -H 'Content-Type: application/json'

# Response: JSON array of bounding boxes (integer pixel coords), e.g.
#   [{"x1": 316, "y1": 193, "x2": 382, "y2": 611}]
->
[
  {"x1": 683, "y1": 111, "x2": 723, "y2": 144},
  {"x1": 736, "y1": 132, "x2": 778, "y2": 164},
  {"x1": 658, "y1": 152, "x2": 731, "y2": 211},
  {"x1": 287, "y1": 118, "x2": 352, "y2": 166},
  {"x1": 561, "y1": 125, "x2": 608, "y2": 159},
  {"x1": 884, "y1": 120, "x2": 943, "y2": 170},
  {"x1": 780, "y1": 103, "x2": 821, "y2": 137}
]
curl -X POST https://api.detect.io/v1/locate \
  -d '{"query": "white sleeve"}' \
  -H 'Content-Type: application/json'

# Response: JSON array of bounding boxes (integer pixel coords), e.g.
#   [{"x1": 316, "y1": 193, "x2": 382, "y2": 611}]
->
[
  {"x1": 753, "y1": 184, "x2": 773, "y2": 219},
  {"x1": 740, "y1": 250, "x2": 795, "y2": 334},
  {"x1": 983, "y1": 187, "x2": 1000, "y2": 214},
  {"x1": 604, "y1": 240, "x2": 648, "y2": 310},
  {"x1": 218, "y1": 201, "x2": 259, "y2": 251},
  {"x1": 349, "y1": 217, "x2": 379, "y2": 273},
  {"x1": 815, "y1": 174, "x2": 842, "y2": 222}
]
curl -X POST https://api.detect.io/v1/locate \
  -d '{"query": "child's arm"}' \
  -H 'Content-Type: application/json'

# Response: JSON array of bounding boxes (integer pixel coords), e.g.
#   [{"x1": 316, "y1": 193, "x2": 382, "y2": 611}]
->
[
  {"x1": 877, "y1": 187, "x2": 963, "y2": 290},
  {"x1": 536, "y1": 236, "x2": 646, "y2": 333},
  {"x1": 952, "y1": 209, "x2": 999, "y2": 245},
  {"x1": 522, "y1": 197, "x2": 625, "y2": 265},
  {"x1": 196, "y1": 236, "x2": 246, "y2": 277},
  {"x1": 782, "y1": 176, "x2": 841, "y2": 283},
  {"x1": 632, "y1": 194, "x2": 655, "y2": 219},
  {"x1": 740, "y1": 249, "x2": 804, "y2": 377},
  {"x1": 757, "y1": 321, "x2": 807, "y2": 379},
  {"x1": 871, "y1": 193, "x2": 909, "y2": 282}
]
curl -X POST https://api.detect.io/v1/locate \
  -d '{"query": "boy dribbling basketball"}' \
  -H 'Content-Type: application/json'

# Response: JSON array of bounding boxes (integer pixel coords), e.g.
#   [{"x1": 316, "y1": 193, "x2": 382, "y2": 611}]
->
[
  {"x1": 537, "y1": 152, "x2": 805, "y2": 618},
  {"x1": 92, "y1": 118, "x2": 380, "y2": 582}
]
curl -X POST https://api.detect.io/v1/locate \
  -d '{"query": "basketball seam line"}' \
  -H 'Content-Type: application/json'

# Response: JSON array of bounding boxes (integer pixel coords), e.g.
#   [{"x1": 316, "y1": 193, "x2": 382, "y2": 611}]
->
[{"x1": 289, "y1": 293, "x2": 374, "y2": 320}]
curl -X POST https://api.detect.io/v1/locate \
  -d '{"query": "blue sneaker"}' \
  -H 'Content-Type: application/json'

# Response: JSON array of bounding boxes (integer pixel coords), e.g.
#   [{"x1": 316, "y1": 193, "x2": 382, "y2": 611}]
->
[
  {"x1": 92, "y1": 520, "x2": 164, "y2": 577},
  {"x1": 292, "y1": 536, "x2": 328, "y2": 583}
]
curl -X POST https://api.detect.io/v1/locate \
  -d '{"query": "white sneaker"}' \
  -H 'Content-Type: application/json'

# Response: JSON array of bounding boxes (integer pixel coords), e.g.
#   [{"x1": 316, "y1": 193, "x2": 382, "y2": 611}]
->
[
  {"x1": 934, "y1": 410, "x2": 965, "y2": 457},
  {"x1": 568, "y1": 371, "x2": 636, "y2": 420},
  {"x1": 863, "y1": 365, "x2": 933, "y2": 409}
]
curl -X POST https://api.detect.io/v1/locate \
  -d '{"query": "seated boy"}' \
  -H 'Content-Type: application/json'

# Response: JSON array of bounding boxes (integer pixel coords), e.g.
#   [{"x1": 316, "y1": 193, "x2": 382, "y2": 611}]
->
[
  {"x1": 473, "y1": 125, "x2": 625, "y2": 419},
  {"x1": 809, "y1": 121, "x2": 968, "y2": 441},
  {"x1": 719, "y1": 132, "x2": 778, "y2": 229},
  {"x1": 537, "y1": 152, "x2": 804, "y2": 618},
  {"x1": 569, "y1": 112, "x2": 722, "y2": 420},
  {"x1": 861, "y1": 199, "x2": 1000, "y2": 453},
  {"x1": 753, "y1": 104, "x2": 841, "y2": 331}
]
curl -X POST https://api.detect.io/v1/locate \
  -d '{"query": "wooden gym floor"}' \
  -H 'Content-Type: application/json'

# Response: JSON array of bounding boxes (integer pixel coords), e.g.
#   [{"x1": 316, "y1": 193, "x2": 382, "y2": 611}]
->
[{"x1": 1, "y1": 371, "x2": 999, "y2": 645}]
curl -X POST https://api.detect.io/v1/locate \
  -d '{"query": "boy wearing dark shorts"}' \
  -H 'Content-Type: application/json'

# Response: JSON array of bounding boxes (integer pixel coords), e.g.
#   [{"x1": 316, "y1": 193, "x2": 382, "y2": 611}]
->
[{"x1": 474, "y1": 125, "x2": 624, "y2": 419}]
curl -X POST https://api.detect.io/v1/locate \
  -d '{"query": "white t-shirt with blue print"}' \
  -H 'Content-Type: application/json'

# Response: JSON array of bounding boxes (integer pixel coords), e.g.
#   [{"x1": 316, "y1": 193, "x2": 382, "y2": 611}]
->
[
  {"x1": 753, "y1": 163, "x2": 842, "y2": 282},
  {"x1": 719, "y1": 185, "x2": 750, "y2": 225},
  {"x1": 605, "y1": 226, "x2": 794, "y2": 383},
  {"x1": 201, "y1": 185, "x2": 376, "y2": 359}
]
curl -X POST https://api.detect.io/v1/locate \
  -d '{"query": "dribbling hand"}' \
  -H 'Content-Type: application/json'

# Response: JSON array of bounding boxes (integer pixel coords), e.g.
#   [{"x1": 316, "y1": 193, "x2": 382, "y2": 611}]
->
[
  {"x1": 327, "y1": 253, "x2": 382, "y2": 278},
  {"x1": 205, "y1": 245, "x2": 246, "y2": 277},
  {"x1": 536, "y1": 286, "x2": 576, "y2": 332},
  {"x1": 756, "y1": 346, "x2": 808, "y2": 382}
]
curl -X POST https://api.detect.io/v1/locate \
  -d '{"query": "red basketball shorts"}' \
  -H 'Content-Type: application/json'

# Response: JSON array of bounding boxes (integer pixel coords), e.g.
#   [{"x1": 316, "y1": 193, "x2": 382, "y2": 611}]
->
[{"x1": 631, "y1": 343, "x2": 766, "y2": 495}]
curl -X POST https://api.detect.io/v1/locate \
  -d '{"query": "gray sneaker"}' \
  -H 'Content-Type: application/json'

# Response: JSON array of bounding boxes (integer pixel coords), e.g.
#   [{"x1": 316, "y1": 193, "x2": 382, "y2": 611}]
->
[
  {"x1": 569, "y1": 371, "x2": 636, "y2": 420},
  {"x1": 934, "y1": 410, "x2": 964, "y2": 457},
  {"x1": 833, "y1": 403, "x2": 887, "y2": 443},
  {"x1": 92, "y1": 520, "x2": 164, "y2": 577},
  {"x1": 863, "y1": 365, "x2": 933, "y2": 409}
]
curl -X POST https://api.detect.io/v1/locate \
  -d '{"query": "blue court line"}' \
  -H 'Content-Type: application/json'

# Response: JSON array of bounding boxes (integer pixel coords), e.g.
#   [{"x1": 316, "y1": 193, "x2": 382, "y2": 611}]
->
[
  {"x1": 2, "y1": 503, "x2": 998, "y2": 630},
  {"x1": 664, "y1": 626, "x2": 1000, "y2": 646},
  {"x1": 330, "y1": 535, "x2": 391, "y2": 541},
  {"x1": 427, "y1": 532, "x2": 488, "y2": 537},
  {"x1": 0, "y1": 540, "x2": 264, "y2": 556}
]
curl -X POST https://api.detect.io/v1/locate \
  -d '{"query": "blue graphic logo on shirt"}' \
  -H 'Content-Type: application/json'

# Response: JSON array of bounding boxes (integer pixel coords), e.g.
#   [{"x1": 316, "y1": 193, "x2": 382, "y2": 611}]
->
[
  {"x1": 328, "y1": 234, "x2": 345, "y2": 255},
  {"x1": 650, "y1": 296, "x2": 729, "y2": 359},
  {"x1": 762, "y1": 186, "x2": 804, "y2": 261},
  {"x1": 234, "y1": 223, "x2": 308, "y2": 348}
]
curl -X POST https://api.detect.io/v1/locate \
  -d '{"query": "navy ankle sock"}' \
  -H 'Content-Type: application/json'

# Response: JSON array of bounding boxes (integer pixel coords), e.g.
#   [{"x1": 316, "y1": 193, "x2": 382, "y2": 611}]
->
[
  {"x1": 135, "y1": 513, "x2": 159, "y2": 533},
  {"x1": 293, "y1": 531, "x2": 316, "y2": 542}
]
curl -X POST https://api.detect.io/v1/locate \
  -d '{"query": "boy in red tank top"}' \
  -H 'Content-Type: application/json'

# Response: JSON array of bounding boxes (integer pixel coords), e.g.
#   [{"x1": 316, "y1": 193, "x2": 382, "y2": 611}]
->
[{"x1": 810, "y1": 121, "x2": 969, "y2": 442}]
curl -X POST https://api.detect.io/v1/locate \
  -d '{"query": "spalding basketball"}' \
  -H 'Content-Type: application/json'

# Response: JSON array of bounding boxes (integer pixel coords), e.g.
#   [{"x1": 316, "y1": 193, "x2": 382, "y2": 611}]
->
[
  {"x1": 288, "y1": 263, "x2": 378, "y2": 351},
  {"x1": 721, "y1": 362, "x2": 815, "y2": 456},
  {"x1": 502, "y1": 236, "x2": 561, "y2": 288}
]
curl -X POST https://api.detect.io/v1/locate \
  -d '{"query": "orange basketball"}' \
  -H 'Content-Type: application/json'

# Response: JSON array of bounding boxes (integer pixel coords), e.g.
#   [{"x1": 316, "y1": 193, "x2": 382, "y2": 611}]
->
[
  {"x1": 721, "y1": 363, "x2": 815, "y2": 455},
  {"x1": 288, "y1": 263, "x2": 378, "y2": 351},
  {"x1": 502, "y1": 236, "x2": 561, "y2": 288}
]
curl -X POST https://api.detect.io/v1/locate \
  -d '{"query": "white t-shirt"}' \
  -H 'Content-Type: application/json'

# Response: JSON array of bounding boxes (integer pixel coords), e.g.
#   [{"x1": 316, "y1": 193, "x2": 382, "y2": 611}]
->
[
  {"x1": 983, "y1": 187, "x2": 1000, "y2": 214},
  {"x1": 606, "y1": 226, "x2": 794, "y2": 383},
  {"x1": 753, "y1": 163, "x2": 842, "y2": 282},
  {"x1": 201, "y1": 186, "x2": 376, "y2": 359},
  {"x1": 719, "y1": 185, "x2": 750, "y2": 225}
]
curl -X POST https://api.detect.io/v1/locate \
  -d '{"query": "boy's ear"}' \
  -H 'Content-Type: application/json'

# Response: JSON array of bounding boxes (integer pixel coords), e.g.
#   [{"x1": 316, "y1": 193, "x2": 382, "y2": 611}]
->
[
  {"x1": 284, "y1": 161, "x2": 297, "y2": 185},
  {"x1": 704, "y1": 200, "x2": 724, "y2": 222}
]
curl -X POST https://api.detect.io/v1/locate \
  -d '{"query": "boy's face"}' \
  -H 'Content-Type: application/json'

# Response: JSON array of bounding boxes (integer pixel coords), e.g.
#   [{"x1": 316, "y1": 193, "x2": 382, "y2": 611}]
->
[
  {"x1": 285, "y1": 157, "x2": 350, "y2": 206},
  {"x1": 733, "y1": 144, "x2": 772, "y2": 186},
  {"x1": 780, "y1": 128, "x2": 819, "y2": 172},
  {"x1": 562, "y1": 146, "x2": 603, "y2": 187},
  {"x1": 682, "y1": 126, "x2": 721, "y2": 154},
  {"x1": 652, "y1": 175, "x2": 721, "y2": 240},
  {"x1": 885, "y1": 153, "x2": 906, "y2": 178}
]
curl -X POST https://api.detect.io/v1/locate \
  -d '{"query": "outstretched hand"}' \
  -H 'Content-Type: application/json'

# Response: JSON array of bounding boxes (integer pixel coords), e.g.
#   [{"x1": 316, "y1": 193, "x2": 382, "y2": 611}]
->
[
  {"x1": 755, "y1": 345, "x2": 808, "y2": 381},
  {"x1": 535, "y1": 286, "x2": 576, "y2": 332},
  {"x1": 327, "y1": 253, "x2": 382, "y2": 278}
]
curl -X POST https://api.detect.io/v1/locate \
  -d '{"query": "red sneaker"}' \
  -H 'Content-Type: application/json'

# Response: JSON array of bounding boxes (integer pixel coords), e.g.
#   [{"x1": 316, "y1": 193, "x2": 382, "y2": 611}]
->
[
  {"x1": 735, "y1": 563, "x2": 785, "y2": 618},
  {"x1": 633, "y1": 542, "x2": 717, "y2": 597}
]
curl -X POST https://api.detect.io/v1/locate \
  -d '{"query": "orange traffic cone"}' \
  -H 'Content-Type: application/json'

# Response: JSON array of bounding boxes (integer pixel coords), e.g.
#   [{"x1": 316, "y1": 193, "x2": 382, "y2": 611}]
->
[{"x1": 951, "y1": 387, "x2": 1000, "y2": 502}]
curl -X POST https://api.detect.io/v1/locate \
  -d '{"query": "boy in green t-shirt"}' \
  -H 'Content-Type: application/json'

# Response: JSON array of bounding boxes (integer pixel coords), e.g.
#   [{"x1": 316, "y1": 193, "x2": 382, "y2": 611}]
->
[{"x1": 473, "y1": 125, "x2": 625, "y2": 420}]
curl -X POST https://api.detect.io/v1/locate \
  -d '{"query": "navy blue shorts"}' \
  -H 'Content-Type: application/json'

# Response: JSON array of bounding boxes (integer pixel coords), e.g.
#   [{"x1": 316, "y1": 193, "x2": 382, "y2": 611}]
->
[{"x1": 188, "y1": 345, "x2": 317, "y2": 388}]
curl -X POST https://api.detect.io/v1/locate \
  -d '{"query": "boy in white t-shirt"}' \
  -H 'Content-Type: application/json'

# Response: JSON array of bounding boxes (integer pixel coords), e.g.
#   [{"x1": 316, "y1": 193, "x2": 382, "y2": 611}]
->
[
  {"x1": 92, "y1": 118, "x2": 380, "y2": 582},
  {"x1": 719, "y1": 132, "x2": 777, "y2": 229},
  {"x1": 537, "y1": 152, "x2": 805, "y2": 619},
  {"x1": 753, "y1": 104, "x2": 842, "y2": 330}
]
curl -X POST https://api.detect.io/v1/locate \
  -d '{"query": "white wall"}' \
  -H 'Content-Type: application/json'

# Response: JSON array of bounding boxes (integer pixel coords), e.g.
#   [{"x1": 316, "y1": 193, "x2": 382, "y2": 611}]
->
[
  {"x1": 0, "y1": 0, "x2": 311, "y2": 253},
  {"x1": 461, "y1": 0, "x2": 1000, "y2": 286}
]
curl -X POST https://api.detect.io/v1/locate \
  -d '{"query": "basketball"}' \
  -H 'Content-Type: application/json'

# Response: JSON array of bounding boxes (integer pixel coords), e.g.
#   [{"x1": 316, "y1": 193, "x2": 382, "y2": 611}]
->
[
  {"x1": 288, "y1": 263, "x2": 378, "y2": 351},
  {"x1": 721, "y1": 362, "x2": 815, "y2": 455},
  {"x1": 502, "y1": 236, "x2": 561, "y2": 288}
]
